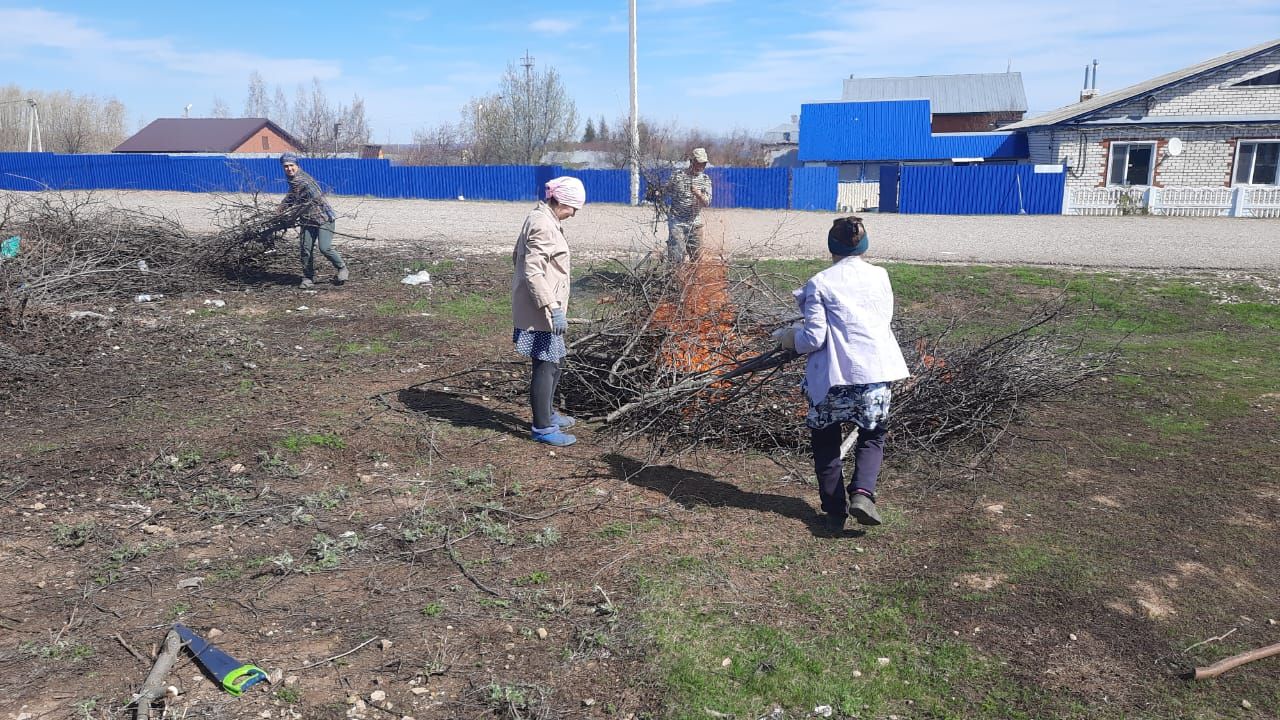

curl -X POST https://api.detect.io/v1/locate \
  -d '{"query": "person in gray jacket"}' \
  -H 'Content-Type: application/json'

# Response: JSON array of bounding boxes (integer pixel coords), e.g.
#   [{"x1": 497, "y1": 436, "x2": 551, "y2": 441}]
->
[
  {"x1": 277, "y1": 153, "x2": 348, "y2": 288},
  {"x1": 511, "y1": 176, "x2": 585, "y2": 446}
]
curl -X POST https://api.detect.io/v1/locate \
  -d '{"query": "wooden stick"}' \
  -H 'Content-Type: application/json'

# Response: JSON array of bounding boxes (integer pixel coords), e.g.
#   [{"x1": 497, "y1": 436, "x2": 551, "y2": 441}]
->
[
  {"x1": 290, "y1": 635, "x2": 380, "y2": 671},
  {"x1": 133, "y1": 629, "x2": 182, "y2": 720},
  {"x1": 114, "y1": 632, "x2": 149, "y2": 664},
  {"x1": 1190, "y1": 641, "x2": 1280, "y2": 680}
]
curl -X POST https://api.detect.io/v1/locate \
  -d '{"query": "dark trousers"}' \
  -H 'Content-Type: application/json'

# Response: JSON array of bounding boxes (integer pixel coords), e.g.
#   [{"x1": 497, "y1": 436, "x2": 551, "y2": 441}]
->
[
  {"x1": 530, "y1": 358, "x2": 561, "y2": 429},
  {"x1": 299, "y1": 221, "x2": 344, "y2": 279},
  {"x1": 811, "y1": 422, "x2": 886, "y2": 516}
]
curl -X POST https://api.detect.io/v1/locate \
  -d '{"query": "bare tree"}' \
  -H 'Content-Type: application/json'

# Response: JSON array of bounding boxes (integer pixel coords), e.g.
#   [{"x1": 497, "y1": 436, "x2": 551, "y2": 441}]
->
[
  {"x1": 404, "y1": 122, "x2": 467, "y2": 165},
  {"x1": 210, "y1": 97, "x2": 231, "y2": 119},
  {"x1": 500, "y1": 62, "x2": 577, "y2": 164},
  {"x1": 0, "y1": 85, "x2": 125, "y2": 153},
  {"x1": 600, "y1": 116, "x2": 766, "y2": 169},
  {"x1": 239, "y1": 73, "x2": 373, "y2": 155},
  {"x1": 244, "y1": 72, "x2": 268, "y2": 117}
]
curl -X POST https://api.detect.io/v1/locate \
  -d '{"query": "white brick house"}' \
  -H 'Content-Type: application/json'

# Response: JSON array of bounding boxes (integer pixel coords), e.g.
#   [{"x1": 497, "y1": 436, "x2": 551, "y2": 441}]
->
[{"x1": 1003, "y1": 39, "x2": 1280, "y2": 214}]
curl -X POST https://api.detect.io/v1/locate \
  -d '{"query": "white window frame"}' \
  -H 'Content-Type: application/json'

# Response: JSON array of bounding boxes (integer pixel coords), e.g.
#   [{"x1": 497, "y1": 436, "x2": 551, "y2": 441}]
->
[
  {"x1": 1106, "y1": 141, "x2": 1156, "y2": 186},
  {"x1": 1232, "y1": 139, "x2": 1280, "y2": 186}
]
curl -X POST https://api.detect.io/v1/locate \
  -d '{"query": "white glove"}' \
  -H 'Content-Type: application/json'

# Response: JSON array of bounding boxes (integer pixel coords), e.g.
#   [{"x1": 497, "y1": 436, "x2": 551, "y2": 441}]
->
[{"x1": 771, "y1": 326, "x2": 798, "y2": 351}]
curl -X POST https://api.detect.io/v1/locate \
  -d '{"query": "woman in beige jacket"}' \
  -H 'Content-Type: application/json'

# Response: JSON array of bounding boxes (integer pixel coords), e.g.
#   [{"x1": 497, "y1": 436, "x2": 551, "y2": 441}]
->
[{"x1": 512, "y1": 176, "x2": 585, "y2": 446}]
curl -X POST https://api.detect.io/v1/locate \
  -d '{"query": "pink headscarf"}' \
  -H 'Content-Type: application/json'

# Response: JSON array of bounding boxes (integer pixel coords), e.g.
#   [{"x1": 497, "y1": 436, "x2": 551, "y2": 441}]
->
[{"x1": 544, "y1": 176, "x2": 586, "y2": 210}]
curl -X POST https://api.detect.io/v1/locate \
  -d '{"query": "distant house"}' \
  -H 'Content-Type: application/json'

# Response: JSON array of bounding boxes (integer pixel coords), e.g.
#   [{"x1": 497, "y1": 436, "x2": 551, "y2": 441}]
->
[
  {"x1": 762, "y1": 115, "x2": 800, "y2": 167},
  {"x1": 1003, "y1": 38, "x2": 1280, "y2": 194},
  {"x1": 842, "y1": 73, "x2": 1027, "y2": 132},
  {"x1": 539, "y1": 150, "x2": 615, "y2": 169},
  {"x1": 113, "y1": 118, "x2": 301, "y2": 154}
]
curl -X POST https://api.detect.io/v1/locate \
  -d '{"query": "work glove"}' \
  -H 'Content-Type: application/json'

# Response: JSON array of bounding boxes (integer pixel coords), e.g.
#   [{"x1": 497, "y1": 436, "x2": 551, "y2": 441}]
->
[
  {"x1": 772, "y1": 326, "x2": 798, "y2": 351},
  {"x1": 550, "y1": 307, "x2": 568, "y2": 336}
]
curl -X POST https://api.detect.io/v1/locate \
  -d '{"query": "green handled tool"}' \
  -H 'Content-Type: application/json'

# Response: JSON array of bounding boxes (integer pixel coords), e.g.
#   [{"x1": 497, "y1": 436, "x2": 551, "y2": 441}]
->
[{"x1": 172, "y1": 624, "x2": 267, "y2": 696}]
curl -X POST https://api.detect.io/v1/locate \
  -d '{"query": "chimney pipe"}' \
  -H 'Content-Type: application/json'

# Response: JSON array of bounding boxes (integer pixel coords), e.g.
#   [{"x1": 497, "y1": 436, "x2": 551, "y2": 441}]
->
[
  {"x1": 1092, "y1": 59, "x2": 1098, "y2": 90},
  {"x1": 1083, "y1": 65, "x2": 1090, "y2": 90}
]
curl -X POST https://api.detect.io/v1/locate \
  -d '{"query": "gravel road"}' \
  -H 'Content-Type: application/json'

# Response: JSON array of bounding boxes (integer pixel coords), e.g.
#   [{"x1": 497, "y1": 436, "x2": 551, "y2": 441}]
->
[{"x1": 28, "y1": 190, "x2": 1280, "y2": 270}]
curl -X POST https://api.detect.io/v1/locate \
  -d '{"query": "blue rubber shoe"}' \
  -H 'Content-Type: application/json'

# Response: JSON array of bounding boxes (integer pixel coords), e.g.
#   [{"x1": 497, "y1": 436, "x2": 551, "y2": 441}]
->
[
  {"x1": 531, "y1": 425, "x2": 576, "y2": 447},
  {"x1": 550, "y1": 412, "x2": 577, "y2": 429}
]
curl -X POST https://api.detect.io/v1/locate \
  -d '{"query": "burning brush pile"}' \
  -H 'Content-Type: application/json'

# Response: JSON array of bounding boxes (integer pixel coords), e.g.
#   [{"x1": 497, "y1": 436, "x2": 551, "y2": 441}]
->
[{"x1": 560, "y1": 255, "x2": 1119, "y2": 463}]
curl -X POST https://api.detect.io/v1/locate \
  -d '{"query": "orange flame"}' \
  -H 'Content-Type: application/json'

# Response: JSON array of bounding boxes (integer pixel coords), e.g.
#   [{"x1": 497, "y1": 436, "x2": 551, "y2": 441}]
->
[
  {"x1": 914, "y1": 337, "x2": 952, "y2": 383},
  {"x1": 652, "y1": 259, "x2": 743, "y2": 374}
]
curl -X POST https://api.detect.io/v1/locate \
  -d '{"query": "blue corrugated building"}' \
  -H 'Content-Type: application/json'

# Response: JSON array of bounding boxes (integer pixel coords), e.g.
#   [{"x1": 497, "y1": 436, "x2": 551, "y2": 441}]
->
[
  {"x1": 795, "y1": 99, "x2": 1044, "y2": 214},
  {"x1": 798, "y1": 100, "x2": 1027, "y2": 165}
]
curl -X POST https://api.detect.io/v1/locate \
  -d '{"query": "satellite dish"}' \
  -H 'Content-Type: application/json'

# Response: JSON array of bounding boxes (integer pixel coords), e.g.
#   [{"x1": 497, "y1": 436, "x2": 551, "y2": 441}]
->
[{"x1": 1167, "y1": 137, "x2": 1184, "y2": 156}]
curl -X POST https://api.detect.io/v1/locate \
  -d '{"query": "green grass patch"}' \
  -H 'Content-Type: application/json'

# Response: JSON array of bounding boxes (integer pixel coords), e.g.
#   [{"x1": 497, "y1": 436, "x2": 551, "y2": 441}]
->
[
  {"x1": 637, "y1": 569, "x2": 1054, "y2": 719},
  {"x1": 437, "y1": 293, "x2": 510, "y2": 325},
  {"x1": 280, "y1": 432, "x2": 345, "y2": 452},
  {"x1": 1220, "y1": 301, "x2": 1280, "y2": 330},
  {"x1": 337, "y1": 339, "x2": 389, "y2": 355}
]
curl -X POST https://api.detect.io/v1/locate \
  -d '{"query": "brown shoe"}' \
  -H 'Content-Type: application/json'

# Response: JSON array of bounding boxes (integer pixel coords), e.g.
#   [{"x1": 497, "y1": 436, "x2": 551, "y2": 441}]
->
[{"x1": 848, "y1": 494, "x2": 882, "y2": 526}]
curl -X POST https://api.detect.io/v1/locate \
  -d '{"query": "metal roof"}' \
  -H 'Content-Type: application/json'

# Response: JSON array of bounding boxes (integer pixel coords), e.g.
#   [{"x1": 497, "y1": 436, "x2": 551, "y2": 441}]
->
[
  {"x1": 798, "y1": 100, "x2": 1027, "y2": 163},
  {"x1": 841, "y1": 73, "x2": 1027, "y2": 113},
  {"x1": 1077, "y1": 114, "x2": 1280, "y2": 126},
  {"x1": 1003, "y1": 38, "x2": 1280, "y2": 130},
  {"x1": 113, "y1": 118, "x2": 299, "y2": 153}
]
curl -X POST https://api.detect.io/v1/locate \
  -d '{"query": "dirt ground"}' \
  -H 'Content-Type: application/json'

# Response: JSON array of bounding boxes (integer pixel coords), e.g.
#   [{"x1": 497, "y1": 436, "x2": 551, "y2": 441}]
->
[{"x1": 2, "y1": 236, "x2": 1278, "y2": 719}]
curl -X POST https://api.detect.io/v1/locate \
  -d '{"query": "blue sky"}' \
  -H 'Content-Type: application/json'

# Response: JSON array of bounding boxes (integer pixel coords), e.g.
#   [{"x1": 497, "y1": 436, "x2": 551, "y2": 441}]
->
[{"x1": 2, "y1": 2, "x2": 1278, "y2": 143}]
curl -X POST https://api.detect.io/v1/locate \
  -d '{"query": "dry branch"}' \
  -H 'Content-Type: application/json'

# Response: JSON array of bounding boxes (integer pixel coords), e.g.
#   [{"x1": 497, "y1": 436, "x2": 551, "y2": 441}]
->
[
  {"x1": 0, "y1": 190, "x2": 303, "y2": 331},
  {"x1": 559, "y1": 257, "x2": 1118, "y2": 466},
  {"x1": 132, "y1": 628, "x2": 181, "y2": 720},
  {"x1": 1188, "y1": 641, "x2": 1280, "y2": 680}
]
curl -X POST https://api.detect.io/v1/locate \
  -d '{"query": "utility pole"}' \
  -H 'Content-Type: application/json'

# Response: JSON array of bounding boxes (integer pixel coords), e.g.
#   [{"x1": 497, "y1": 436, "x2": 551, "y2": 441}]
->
[
  {"x1": 628, "y1": 0, "x2": 639, "y2": 205},
  {"x1": 521, "y1": 50, "x2": 535, "y2": 163},
  {"x1": 27, "y1": 100, "x2": 42, "y2": 152}
]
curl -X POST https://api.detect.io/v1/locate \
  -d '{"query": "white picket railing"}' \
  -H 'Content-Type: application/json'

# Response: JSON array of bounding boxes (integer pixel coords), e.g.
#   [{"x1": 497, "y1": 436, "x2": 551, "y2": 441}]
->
[
  {"x1": 1066, "y1": 187, "x2": 1146, "y2": 216},
  {"x1": 837, "y1": 182, "x2": 879, "y2": 212},
  {"x1": 1151, "y1": 187, "x2": 1232, "y2": 217},
  {"x1": 1245, "y1": 186, "x2": 1280, "y2": 218},
  {"x1": 1065, "y1": 185, "x2": 1280, "y2": 218}
]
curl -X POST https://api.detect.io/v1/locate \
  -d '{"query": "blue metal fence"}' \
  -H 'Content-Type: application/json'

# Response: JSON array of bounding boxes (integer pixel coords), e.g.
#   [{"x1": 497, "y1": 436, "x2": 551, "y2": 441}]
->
[
  {"x1": 0, "y1": 152, "x2": 1065, "y2": 215},
  {"x1": 0, "y1": 153, "x2": 788, "y2": 208},
  {"x1": 791, "y1": 167, "x2": 838, "y2": 211},
  {"x1": 898, "y1": 164, "x2": 1065, "y2": 215}
]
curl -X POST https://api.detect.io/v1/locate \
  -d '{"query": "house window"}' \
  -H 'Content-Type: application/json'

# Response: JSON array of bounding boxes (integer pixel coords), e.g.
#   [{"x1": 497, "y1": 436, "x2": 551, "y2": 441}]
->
[
  {"x1": 1234, "y1": 140, "x2": 1280, "y2": 185},
  {"x1": 1233, "y1": 69, "x2": 1280, "y2": 87},
  {"x1": 1107, "y1": 142, "x2": 1155, "y2": 186},
  {"x1": 261, "y1": 135, "x2": 271, "y2": 151}
]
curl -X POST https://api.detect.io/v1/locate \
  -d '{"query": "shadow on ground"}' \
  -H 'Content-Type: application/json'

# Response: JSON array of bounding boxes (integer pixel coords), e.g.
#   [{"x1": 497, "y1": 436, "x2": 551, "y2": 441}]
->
[
  {"x1": 397, "y1": 388, "x2": 528, "y2": 438},
  {"x1": 604, "y1": 452, "x2": 861, "y2": 538}
]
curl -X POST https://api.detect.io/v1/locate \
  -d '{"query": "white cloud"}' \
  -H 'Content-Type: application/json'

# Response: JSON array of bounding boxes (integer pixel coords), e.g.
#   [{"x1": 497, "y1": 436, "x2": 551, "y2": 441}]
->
[
  {"x1": 388, "y1": 7, "x2": 431, "y2": 23},
  {"x1": 530, "y1": 19, "x2": 577, "y2": 35},
  {"x1": 0, "y1": 8, "x2": 339, "y2": 85},
  {"x1": 683, "y1": 0, "x2": 1280, "y2": 115}
]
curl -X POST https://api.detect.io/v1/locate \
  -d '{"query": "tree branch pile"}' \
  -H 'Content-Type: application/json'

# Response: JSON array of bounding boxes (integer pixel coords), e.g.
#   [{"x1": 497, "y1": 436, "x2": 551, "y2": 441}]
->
[
  {"x1": 0, "y1": 191, "x2": 294, "y2": 330},
  {"x1": 560, "y1": 258, "x2": 1119, "y2": 462}
]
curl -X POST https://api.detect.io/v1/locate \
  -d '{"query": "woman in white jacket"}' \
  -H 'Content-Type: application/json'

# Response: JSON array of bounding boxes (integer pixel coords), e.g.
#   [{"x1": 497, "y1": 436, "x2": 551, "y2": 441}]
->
[
  {"x1": 779, "y1": 216, "x2": 910, "y2": 532},
  {"x1": 511, "y1": 177, "x2": 585, "y2": 446}
]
